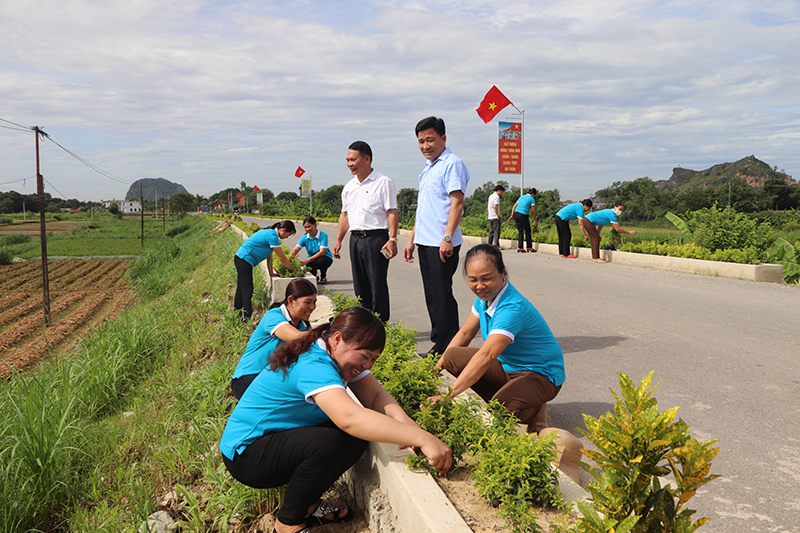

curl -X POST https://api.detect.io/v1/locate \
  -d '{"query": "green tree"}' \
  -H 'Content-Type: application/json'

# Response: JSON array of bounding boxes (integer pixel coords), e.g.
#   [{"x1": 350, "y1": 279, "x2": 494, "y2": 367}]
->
[
  {"x1": 314, "y1": 184, "x2": 344, "y2": 216},
  {"x1": 169, "y1": 192, "x2": 195, "y2": 217}
]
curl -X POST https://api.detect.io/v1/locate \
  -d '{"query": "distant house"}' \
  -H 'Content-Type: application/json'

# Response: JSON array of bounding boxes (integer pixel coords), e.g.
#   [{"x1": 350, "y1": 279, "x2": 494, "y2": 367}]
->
[{"x1": 102, "y1": 200, "x2": 141, "y2": 213}]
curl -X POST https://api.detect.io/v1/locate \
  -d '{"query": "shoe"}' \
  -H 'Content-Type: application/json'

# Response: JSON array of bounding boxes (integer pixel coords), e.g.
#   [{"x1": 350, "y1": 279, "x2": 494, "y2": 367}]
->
[
  {"x1": 561, "y1": 255, "x2": 569, "y2": 259},
  {"x1": 307, "y1": 500, "x2": 353, "y2": 526},
  {"x1": 567, "y1": 254, "x2": 577, "y2": 259},
  {"x1": 527, "y1": 248, "x2": 536, "y2": 253},
  {"x1": 319, "y1": 277, "x2": 327, "y2": 285},
  {"x1": 517, "y1": 248, "x2": 525, "y2": 253},
  {"x1": 419, "y1": 345, "x2": 444, "y2": 357}
]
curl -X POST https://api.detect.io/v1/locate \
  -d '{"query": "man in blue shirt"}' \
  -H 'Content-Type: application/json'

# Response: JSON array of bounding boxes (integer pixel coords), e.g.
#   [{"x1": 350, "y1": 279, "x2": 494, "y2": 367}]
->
[{"x1": 403, "y1": 117, "x2": 470, "y2": 354}]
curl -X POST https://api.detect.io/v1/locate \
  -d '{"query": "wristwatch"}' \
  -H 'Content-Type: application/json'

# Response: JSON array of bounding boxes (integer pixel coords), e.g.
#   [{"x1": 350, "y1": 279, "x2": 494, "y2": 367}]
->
[
  {"x1": 389, "y1": 236, "x2": 398, "y2": 243},
  {"x1": 443, "y1": 234, "x2": 452, "y2": 243}
]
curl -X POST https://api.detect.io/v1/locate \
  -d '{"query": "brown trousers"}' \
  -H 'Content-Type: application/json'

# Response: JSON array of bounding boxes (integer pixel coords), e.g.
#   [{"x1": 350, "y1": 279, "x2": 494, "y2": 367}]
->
[
  {"x1": 440, "y1": 347, "x2": 560, "y2": 426},
  {"x1": 583, "y1": 219, "x2": 602, "y2": 259}
]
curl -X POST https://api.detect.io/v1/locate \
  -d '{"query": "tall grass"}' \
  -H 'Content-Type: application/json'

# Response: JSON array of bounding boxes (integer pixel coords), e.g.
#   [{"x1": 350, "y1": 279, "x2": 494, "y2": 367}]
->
[{"x1": 0, "y1": 215, "x2": 279, "y2": 532}]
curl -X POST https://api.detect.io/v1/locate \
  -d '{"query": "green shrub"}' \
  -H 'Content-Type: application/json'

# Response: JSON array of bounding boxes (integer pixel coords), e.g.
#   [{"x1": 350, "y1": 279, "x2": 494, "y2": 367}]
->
[
  {"x1": 0, "y1": 217, "x2": 12, "y2": 225},
  {"x1": 0, "y1": 233, "x2": 31, "y2": 246},
  {"x1": 165, "y1": 223, "x2": 190, "y2": 237},
  {"x1": 274, "y1": 244, "x2": 309, "y2": 278},
  {"x1": 575, "y1": 371, "x2": 719, "y2": 533},
  {"x1": 683, "y1": 205, "x2": 776, "y2": 252},
  {"x1": 0, "y1": 246, "x2": 12, "y2": 265}
]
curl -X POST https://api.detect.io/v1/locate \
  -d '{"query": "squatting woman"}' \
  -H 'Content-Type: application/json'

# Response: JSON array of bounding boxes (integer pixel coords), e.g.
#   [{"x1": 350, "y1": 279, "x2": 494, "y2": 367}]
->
[
  {"x1": 433, "y1": 244, "x2": 565, "y2": 433},
  {"x1": 289, "y1": 216, "x2": 334, "y2": 284},
  {"x1": 220, "y1": 307, "x2": 452, "y2": 533},
  {"x1": 230, "y1": 277, "x2": 317, "y2": 400}
]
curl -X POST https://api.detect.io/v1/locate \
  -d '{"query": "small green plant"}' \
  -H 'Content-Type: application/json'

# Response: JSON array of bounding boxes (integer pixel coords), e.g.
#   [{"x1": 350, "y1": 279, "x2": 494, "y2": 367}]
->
[
  {"x1": 274, "y1": 244, "x2": 308, "y2": 278},
  {"x1": 411, "y1": 395, "x2": 486, "y2": 469},
  {"x1": 0, "y1": 246, "x2": 11, "y2": 265},
  {"x1": 0, "y1": 233, "x2": 31, "y2": 246},
  {"x1": 0, "y1": 216, "x2": 13, "y2": 225},
  {"x1": 767, "y1": 237, "x2": 800, "y2": 283},
  {"x1": 329, "y1": 291, "x2": 362, "y2": 314},
  {"x1": 575, "y1": 371, "x2": 719, "y2": 533}
]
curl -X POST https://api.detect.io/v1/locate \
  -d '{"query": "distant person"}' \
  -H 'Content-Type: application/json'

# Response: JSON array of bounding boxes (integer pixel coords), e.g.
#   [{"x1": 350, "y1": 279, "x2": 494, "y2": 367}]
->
[
  {"x1": 290, "y1": 216, "x2": 334, "y2": 284},
  {"x1": 220, "y1": 307, "x2": 452, "y2": 533},
  {"x1": 508, "y1": 188, "x2": 538, "y2": 253},
  {"x1": 234, "y1": 220, "x2": 296, "y2": 320},
  {"x1": 583, "y1": 202, "x2": 637, "y2": 263},
  {"x1": 333, "y1": 141, "x2": 399, "y2": 322},
  {"x1": 230, "y1": 278, "x2": 317, "y2": 400},
  {"x1": 433, "y1": 244, "x2": 566, "y2": 433},
  {"x1": 487, "y1": 184, "x2": 505, "y2": 249},
  {"x1": 555, "y1": 199, "x2": 592, "y2": 258},
  {"x1": 430, "y1": 244, "x2": 565, "y2": 434},
  {"x1": 403, "y1": 116, "x2": 470, "y2": 355}
]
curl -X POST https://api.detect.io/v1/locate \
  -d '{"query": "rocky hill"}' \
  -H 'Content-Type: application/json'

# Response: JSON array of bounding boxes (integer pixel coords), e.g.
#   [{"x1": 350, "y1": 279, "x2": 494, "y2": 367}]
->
[
  {"x1": 656, "y1": 155, "x2": 795, "y2": 190},
  {"x1": 125, "y1": 178, "x2": 189, "y2": 201}
]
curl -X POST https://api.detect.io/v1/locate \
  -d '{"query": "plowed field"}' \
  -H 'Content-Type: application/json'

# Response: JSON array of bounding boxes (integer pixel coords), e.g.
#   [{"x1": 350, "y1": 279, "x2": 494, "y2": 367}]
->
[{"x1": 0, "y1": 259, "x2": 135, "y2": 378}]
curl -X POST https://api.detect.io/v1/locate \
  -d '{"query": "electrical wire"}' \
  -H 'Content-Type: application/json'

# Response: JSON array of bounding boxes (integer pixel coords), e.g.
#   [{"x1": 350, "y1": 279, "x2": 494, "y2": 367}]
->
[
  {"x1": 0, "y1": 176, "x2": 36, "y2": 187},
  {"x1": 0, "y1": 123, "x2": 30, "y2": 132},
  {"x1": 0, "y1": 116, "x2": 29, "y2": 130},
  {"x1": 42, "y1": 134, "x2": 131, "y2": 185},
  {"x1": 43, "y1": 178, "x2": 69, "y2": 200}
]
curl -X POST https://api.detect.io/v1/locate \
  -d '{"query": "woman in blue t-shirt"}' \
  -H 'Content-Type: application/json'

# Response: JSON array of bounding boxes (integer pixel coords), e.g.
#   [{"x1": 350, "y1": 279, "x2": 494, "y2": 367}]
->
[
  {"x1": 554, "y1": 199, "x2": 592, "y2": 258},
  {"x1": 230, "y1": 278, "x2": 317, "y2": 400},
  {"x1": 583, "y1": 202, "x2": 637, "y2": 263},
  {"x1": 433, "y1": 244, "x2": 565, "y2": 434},
  {"x1": 289, "y1": 215, "x2": 334, "y2": 285},
  {"x1": 507, "y1": 187, "x2": 538, "y2": 253},
  {"x1": 220, "y1": 307, "x2": 452, "y2": 533},
  {"x1": 234, "y1": 220, "x2": 296, "y2": 320}
]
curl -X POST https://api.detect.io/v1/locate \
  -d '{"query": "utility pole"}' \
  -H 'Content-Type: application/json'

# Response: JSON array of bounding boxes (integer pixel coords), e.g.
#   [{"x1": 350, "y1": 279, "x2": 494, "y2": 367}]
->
[
  {"x1": 140, "y1": 182, "x2": 144, "y2": 247},
  {"x1": 33, "y1": 126, "x2": 51, "y2": 326}
]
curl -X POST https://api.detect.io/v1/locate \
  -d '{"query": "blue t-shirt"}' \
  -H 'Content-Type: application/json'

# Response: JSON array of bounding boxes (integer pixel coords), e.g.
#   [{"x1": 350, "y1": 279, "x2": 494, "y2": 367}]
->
[
  {"x1": 235, "y1": 228, "x2": 281, "y2": 267},
  {"x1": 414, "y1": 148, "x2": 470, "y2": 247},
  {"x1": 585, "y1": 209, "x2": 619, "y2": 226},
  {"x1": 297, "y1": 230, "x2": 333, "y2": 260},
  {"x1": 556, "y1": 203, "x2": 585, "y2": 221},
  {"x1": 514, "y1": 194, "x2": 536, "y2": 215},
  {"x1": 232, "y1": 304, "x2": 309, "y2": 379},
  {"x1": 471, "y1": 281, "x2": 565, "y2": 386},
  {"x1": 219, "y1": 339, "x2": 370, "y2": 459}
]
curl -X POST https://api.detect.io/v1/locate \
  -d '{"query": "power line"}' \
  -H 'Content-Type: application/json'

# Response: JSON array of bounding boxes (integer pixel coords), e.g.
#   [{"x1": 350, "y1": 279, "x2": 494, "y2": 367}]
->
[
  {"x1": 0, "y1": 176, "x2": 36, "y2": 187},
  {"x1": 0, "y1": 116, "x2": 29, "y2": 130},
  {"x1": 0, "y1": 123, "x2": 30, "y2": 132},
  {"x1": 42, "y1": 133, "x2": 131, "y2": 185},
  {"x1": 43, "y1": 177, "x2": 69, "y2": 200}
]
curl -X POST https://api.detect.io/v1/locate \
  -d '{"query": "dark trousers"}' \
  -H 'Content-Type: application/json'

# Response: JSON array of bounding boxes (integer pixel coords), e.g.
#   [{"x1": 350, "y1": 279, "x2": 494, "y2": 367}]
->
[
  {"x1": 583, "y1": 219, "x2": 602, "y2": 259},
  {"x1": 223, "y1": 422, "x2": 368, "y2": 526},
  {"x1": 513, "y1": 212, "x2": 532, "y2": 250},
  {"x1": 441, "y1": 346, "x2": 561, "y2": 426},
  {"x1": 230, "y1": 374, "x2": 258, "y2": 400},
  {"x1": 488, "y1": 219, "x2": 501, "y2": 248},
  {"x1": 306, "y1": 255, "x2": 333, "y2": 279},
  {"x1": 418, "y1": 244, "x2": 461, "y2": 351},
  {"x1": 555, "y1": 215, "x2": 572, "y2": 256},
  {"x1": 349, "y1": 230, "x2": 390, "y2": 322},
  {"x1": 233, "y1": 255, "x2": 254, "y2": 319}
]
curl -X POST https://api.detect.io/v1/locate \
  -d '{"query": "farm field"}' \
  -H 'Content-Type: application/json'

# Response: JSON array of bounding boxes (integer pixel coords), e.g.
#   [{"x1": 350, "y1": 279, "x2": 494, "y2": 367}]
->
[{"x1": 0, "y1": 258, "x2": 134, "y2": 378}]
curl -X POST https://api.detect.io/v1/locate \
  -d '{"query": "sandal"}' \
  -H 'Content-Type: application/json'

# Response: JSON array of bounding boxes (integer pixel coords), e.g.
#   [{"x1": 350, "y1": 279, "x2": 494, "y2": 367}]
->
[
  {"x1": 307, "y1": 499, "x2": 353, "y2": 526},
  {"x1": 272, "y1": 529, "x2": 310, "y2": 533}
]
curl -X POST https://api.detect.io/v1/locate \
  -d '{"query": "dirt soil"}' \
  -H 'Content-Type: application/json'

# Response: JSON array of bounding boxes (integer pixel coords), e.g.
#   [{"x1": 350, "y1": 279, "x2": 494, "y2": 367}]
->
[{"x1": 0, "y1": 258, "x2": 135, "y2": 378}]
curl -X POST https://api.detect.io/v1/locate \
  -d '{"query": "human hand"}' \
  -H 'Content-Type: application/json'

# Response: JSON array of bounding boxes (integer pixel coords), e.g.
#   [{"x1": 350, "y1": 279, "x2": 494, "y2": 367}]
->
[
  {"x1": 630, "y1": 230, "x2": 637, "y2": 236},
  {"x1": 403, "y1": 241, "x2": 415, "y2": 263},
  {"x1": 332, "y1": 241, "x2": 341, "y2": 259},
  {"x1": 439, "y1": 241, "x2": 453, "y2": 262},
  {"x1": 382, "y1": 240, "x2": 398, "y2": 259},
  {"x1": 420, "y1": 435, "x2": 453, "y2": 476}
]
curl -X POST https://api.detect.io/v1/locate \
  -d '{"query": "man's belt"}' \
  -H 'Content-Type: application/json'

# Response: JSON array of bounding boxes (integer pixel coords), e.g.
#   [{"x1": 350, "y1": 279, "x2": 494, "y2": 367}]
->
[{"x1": 351, "y1": 229, "x2": 388, "y2": 238}]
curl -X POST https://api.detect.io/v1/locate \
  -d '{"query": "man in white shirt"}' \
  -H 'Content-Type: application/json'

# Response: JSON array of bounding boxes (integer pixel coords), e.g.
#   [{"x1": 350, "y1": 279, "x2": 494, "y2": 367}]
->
[
  {"x1": 487, "y1": 184, "x2": 505, "y2": 249},
  {"x1": 333, "y1": 141, "x2": 399, "y2": 322}
]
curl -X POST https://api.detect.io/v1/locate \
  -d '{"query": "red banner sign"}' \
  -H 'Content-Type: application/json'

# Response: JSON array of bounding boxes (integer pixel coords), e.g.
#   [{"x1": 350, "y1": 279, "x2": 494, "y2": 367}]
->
[{"x1": 498, "y1": 121, "x2": 521, "y2": 174}]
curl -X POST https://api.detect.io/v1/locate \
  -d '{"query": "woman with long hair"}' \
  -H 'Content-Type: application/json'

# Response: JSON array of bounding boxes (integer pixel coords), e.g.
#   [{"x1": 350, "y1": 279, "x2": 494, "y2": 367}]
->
[
  {"x1": 289, "y1": 215, "x2": 334, "y2": 284},
  {"x1": 234, "y1": 220, "x2": 296, "y2": 320},
  {"x1": 220, "y1": 307, "x2": 452, "y2": 533},
  {"x1": 508, "y1": 187, "x2": 538, "y2": 253},
  {"x1": 431, "y1": 244, "x2": 564, "y2": 434},
  {"x1": 230, "y1": 277, "x2": 317, "y2": 400}
]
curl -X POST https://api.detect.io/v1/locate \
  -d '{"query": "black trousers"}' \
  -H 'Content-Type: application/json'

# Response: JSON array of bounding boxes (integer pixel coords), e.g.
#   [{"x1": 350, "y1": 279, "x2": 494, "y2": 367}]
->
[
  {"x1": 488, "y1": 219, "x2": 501, "y2": 248},
  {"x1": 349, "y1": 230, "x2": 390, "y2": 321},
  {"x1": 306, "y1": 255, "x2": 333, "y2": 279},
  {"x1": 555, "y1": 215, "x2": 572, "y2": 256},
  {"x1": 223, "y1": 422, "x2": 368, "y2": 526},
  {"x1": 418, "y1": 244, "x2": 461, "y2": 351},
  {"x1": 513, "y1": 212, "x2": 532, "y2": 249},
  {"x1": 233, "y1": 255, "x2": 254, "y2": 319},
  {"x1": 230, "y1": 374, "x2": 258, "y2": 400}
]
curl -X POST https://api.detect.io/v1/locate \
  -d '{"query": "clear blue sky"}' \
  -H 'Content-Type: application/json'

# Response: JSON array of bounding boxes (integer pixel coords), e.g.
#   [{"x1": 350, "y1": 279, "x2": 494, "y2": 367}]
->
[{"x1": 2, "y1": 0, "x2": 798, "y2": 202}]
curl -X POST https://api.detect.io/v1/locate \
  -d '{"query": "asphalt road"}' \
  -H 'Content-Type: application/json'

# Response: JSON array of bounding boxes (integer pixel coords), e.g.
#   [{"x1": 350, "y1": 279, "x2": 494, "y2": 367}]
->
[{"x1": 245, "y1": 217, "x2": 800, "y2": 532}]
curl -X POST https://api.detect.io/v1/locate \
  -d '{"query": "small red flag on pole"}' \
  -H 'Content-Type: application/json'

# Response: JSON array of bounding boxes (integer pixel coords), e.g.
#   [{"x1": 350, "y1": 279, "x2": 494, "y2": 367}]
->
[
  {"x1": 295, "y1": 166, "x2": 306, "y2": 178},
  {"x1": 476, "y1": 86, "x2": 513, "y2": 124},
  {"x1": 254, "y1": 185, "x2": 260, "y2": 191}
]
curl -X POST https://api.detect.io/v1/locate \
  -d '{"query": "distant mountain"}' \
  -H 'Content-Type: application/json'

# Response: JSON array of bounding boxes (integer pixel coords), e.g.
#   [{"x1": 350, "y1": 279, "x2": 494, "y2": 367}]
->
[
  {"x1": 656, "y1": 155, "x2": 795, "y2": 190},
  {"x1": 125, "y1": 178, "x2": 189, "y2": 201}
]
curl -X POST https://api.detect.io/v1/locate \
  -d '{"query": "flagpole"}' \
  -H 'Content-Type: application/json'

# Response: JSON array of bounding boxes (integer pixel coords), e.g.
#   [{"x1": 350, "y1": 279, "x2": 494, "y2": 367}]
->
[
  {"x1": 309, "y1": 175, "x2": 313, "y2": 216},
  {"x1": 512, "y1": 105, "x2": 524, "y2": 193}
]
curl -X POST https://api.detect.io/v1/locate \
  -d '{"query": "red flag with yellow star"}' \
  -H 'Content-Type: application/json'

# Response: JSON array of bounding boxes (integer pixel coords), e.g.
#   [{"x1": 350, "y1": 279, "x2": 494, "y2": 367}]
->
[{"x1": 476, "y1": 86, "x2": 512, "y2": 123}]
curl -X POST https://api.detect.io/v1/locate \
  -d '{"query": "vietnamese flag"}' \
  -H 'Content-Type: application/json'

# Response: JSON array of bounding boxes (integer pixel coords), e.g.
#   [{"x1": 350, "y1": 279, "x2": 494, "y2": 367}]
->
[
  {"x1": 237, "y1": 192, "x2": 242, "y2": 198},
  {"x1": 476, "y1": 85, "x2": 512, "y2": 124},
  {"x1": 295, "y1": 166, "x2": 305, "y2": 178},
  {"x1": 254, "y1": 185, "x2": 260, "y2": 191}
]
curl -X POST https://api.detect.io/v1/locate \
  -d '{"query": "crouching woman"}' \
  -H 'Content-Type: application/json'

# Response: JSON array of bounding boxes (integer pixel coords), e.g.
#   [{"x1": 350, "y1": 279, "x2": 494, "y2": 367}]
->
[
  {"x1": 434, "y1": 244, "x2": 565, "y2": 434},
  {"x1": 220, "y1": 307, "x2": 452, "y2": 533}
]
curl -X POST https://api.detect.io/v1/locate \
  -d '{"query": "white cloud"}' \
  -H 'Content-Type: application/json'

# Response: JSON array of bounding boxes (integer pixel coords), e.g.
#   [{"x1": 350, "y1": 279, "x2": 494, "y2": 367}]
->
[{"x1": 1, "y1": 0, "x2": 798, "y2": 202}]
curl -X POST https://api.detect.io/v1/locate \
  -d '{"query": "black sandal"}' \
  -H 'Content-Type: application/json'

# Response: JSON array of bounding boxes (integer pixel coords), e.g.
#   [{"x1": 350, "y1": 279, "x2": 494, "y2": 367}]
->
[{"x1": 307, "y1": 499, "x2": 353, "y2": 526}]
